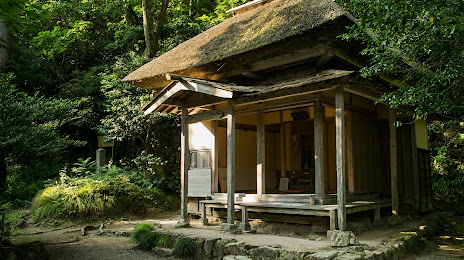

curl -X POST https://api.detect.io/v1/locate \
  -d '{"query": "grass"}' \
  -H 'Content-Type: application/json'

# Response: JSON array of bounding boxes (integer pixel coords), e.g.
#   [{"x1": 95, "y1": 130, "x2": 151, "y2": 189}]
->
[
  {"x1": 156, "y1": 234, "x2": 171, "y2": 248},
  {"x1": 173, "y1": 237, "x2": 197, "y2": 257},
  {"x1": 131, "y1": 224, "x2": 159, "y2": 250}
]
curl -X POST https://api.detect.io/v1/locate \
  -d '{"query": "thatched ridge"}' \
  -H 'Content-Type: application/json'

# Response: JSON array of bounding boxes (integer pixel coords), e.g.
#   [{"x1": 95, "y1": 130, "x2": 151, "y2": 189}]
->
[{"x1": 123, "y1": 0, "x2": 352, "y2": 89}]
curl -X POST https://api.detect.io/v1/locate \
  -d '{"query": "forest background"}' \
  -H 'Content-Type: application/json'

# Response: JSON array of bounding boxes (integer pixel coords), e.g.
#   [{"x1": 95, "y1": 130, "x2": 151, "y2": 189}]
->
[{"x1": 0, "y1": 0, "x2": 463, "y2": 235}]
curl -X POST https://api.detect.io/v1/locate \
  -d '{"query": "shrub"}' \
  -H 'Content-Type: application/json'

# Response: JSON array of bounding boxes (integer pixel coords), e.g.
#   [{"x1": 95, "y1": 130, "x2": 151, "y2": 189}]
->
[
  {"x1": 131, "y1": 224, "x2": 158, "y2": 250},
  {"x1": 173, "y1": 237, "x2": 197, "y2": 257},
  {"x1": 156, "y1": 234, "x2": 171, "y2": 248},
  {"x1": 31, "y1": 174, "x2": 148, "y2": 221},
  {"x1": 404, "y1": 236, "x2": 426, "y2": 253}
]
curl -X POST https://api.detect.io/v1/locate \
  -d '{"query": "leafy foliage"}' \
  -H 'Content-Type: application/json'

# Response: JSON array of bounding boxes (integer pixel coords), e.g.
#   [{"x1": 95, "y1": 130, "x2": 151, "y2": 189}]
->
[
  {"x1": 338, "y1": 0, "x2": 464, "y2": 119},
  {"x1": 429, "y1": 120, "x2": 464, "y2": 202},
  {"x1": 31, "y1": 163, "x2": 177, "y2": 221},
  {"x1": 131, "y1": 224, "x2": 159, "y2": 250},
  {"x1": 173, "y1": 237, "x2": 197, "y2": 257}
]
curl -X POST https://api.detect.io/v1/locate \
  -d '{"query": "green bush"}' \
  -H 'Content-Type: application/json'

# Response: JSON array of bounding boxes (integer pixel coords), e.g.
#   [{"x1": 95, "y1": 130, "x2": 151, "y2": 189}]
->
[
  {"x1": 173, "y1": 237, "x2": 197, "y2": 257},
  {"x1": 131, "y1": 224, "x2": 158, "y2": 250},
  {"x1": 156, "y1": 234, "x2": 171, "y2": 248},
  {"x1": 31, "y1": 174, "x2": 148, "y2": 221}
]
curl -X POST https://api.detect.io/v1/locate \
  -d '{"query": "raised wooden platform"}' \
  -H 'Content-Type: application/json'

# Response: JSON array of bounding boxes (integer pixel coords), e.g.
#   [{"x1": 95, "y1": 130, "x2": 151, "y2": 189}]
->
[{"x1": 199, "y1": 196, "x2": 391, "y2": 231}]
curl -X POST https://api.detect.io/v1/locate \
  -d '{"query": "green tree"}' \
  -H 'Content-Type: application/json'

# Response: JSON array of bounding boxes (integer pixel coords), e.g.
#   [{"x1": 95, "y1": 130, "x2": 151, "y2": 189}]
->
[
  {"x1": 338, "y1": 0, "x2": 464, "y2": 120},
  {"x1": 0, "y1": 73, "x2": 84, "y2": 194}
]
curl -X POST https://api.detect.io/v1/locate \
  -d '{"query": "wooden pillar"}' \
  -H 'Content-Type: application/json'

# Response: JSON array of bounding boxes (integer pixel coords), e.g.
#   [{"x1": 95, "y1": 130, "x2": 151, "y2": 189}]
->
[
  {"x1": 226, "y1": 103, "x2": 236, "y2": 224},
  {"x1": 335, "y1": 86, "x2": 346, "y2": 231},
  {"x1": 180, "y1": 107, "x2": 189, "y2": 223},
  {"x1": 346, "y1": 111, "x2": 355, "y2": 194},
  {"x1": 314, "y1": 100, "x2": 325, "y2": 202},
  {"x1": 410, "y1": 122, "x2": 420, "y2": 211},
  {"x1": 389, "y1": 108, "x2": 399, "y2": 216},
  {"x1": 256, "y1": 111, "x2": 266, "y2": 197},
  {"x1": 279, "y1": 111, "x2": 286, "y2": 177},
  {"x1": 211, "y1": 120, "x2": 219, "y2": 193}
]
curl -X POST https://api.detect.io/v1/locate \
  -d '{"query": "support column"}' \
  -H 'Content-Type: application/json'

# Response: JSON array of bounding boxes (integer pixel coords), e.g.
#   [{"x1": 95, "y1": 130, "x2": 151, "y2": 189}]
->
[
  {"x1": 279, "y1": 111, "x2": 285, "y2": 177},
  {"x1": 177, "y1": 107, "x2": 190, "y2": 227},
  {"x1": 335, "y1": 86, "x2": 346, "y2": 231},
  {"x1": 314, "y1": 100, "x2": 325, "y2": 203},
  {"x1": 211, "y1": 120, "x2": 219, "y2": 194},
  {"x1": 257, "y1": 111, "x2": 266, "y2": 197},
  {"x1": 221, "y1": 102, "x2": 241, "y2": 234},
  {"x1": 389, "y1": 108, "x2": 399, "y2": 216},
  {"x1": 226, "y1": 103, "x2": 236, "y2": 225}
]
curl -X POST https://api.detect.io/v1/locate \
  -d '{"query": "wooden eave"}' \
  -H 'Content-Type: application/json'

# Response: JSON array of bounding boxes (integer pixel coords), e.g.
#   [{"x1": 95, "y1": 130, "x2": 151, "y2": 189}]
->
[{"x1": 142, "y1": 70, "x2": 391, "y2": 120}]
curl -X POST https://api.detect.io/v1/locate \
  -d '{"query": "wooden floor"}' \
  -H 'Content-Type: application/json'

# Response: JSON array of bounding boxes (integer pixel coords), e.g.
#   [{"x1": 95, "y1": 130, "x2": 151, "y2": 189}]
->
[{"x1": 199, "y1": 194, "x2": 392, "y2": 230}]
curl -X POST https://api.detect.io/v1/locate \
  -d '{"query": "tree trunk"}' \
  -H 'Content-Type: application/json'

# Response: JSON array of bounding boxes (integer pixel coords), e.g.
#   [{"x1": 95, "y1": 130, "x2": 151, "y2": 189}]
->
[
  {"x1": 0, "y1": 19, "x2": 11, "y2": 71},
  {"x1": 124, "y1": 1, "x2": 137, "y2": 26},
  {"x1": 142, "y1": 0, "x2": 157, "y2": 58},
  {"x1": 153, "y1": 0, "x2": 169, "y2": 53}
]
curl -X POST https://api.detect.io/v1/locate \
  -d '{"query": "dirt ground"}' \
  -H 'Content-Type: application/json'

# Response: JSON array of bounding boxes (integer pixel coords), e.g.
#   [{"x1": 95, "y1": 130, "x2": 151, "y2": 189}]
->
[{"x1": 9, "y1": 211, "x2": 464, "y2": 259}]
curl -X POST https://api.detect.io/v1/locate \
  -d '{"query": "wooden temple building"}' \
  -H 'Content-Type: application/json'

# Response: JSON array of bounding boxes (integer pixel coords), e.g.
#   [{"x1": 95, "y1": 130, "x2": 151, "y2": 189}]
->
[{"x1": 123, "y1": 0, "x2": 432, "y2": 233}]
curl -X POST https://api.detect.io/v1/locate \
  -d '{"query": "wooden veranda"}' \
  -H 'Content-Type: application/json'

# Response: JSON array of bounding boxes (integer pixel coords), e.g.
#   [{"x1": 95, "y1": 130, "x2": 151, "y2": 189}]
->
[{"x1": 142, "y1": 70, "x2": 401, "y2": 232}]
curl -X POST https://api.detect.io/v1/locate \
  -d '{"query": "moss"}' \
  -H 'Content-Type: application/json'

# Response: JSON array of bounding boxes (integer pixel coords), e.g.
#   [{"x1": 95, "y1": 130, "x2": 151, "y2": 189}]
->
[{"x1": 453, "y1": 224, "x2": 464, "y2": 234}]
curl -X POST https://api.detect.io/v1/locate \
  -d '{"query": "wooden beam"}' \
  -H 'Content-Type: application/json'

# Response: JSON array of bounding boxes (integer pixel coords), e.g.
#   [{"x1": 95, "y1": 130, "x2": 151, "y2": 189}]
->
[
  {"x1": 236, "y1": 94, "x2": 323, "y2": 114},
  {"x1": 279, "y1": 111, "x2": 286, "y2": 178},
  {"x1": 211, "y1": 120, "x2": 219, "y2": 193},
  {"x1": 314, "y1": 100, "x2": 325, "y2": 202},
  {"x1": 389, "y1": 108, "x2": 399, "y2": 216},
  {"x1": 335, "y1": 86, "x2": 346, "y2": 231},
  {"x1": 226, "y1": 102, "x2": 236, "y2": 224},
  {"x1": 346, "y1": 111, "x2": 355, "y2": 194},
  {"x1": 186, "y1": 109, "x2": 228, "y2": 124},
  {"x1": 249, "y1": 44, "x2": 326, "y2": 72},
  {"x1": 180, "y1": 80, "x2": 234, "y2": 99},
  {"x1": 344, "y1": 85, "x2": 386, "y2": 104},
  {"x1": 180, "y1": 107, "x2": 189, "y2": 222},
  {"x1": 256, "y1": 111, "x2": 266, "y2": 197}
]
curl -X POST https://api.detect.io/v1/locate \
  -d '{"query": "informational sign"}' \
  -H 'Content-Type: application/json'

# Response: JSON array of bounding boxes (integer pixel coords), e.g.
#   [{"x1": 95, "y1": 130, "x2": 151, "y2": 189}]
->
[{"x1": 98, "y1": 136, "x2": 114, "y2": 148}]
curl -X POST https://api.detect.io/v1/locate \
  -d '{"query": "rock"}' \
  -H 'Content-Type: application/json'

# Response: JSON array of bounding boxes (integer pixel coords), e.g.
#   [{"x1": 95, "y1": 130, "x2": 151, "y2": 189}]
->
[
  {"x1": 175, "y1": 219, "x2": 190, "y2": 228},
  {"x1": 221, "y1": 223, "x2": 243, "y2": 234},
  {"x1": 214, "y1": 239, "x2": 228, "y2": 258},
  {"x1": 333, "y1": 253, "x2": 362, "y2": 259},
  {"x1": 224, "y1": 255, "x2": 252, "y2": 260},
  {"x1": 204, "y1": 238, "x2": 220, "y2": 258},
  {"x1": 327, "y1": 230, "x2": 359, "y2": 247},
  {"x1": 81, "y1": 225, "x2": 96, "y2": 236},
  {"x1": 224, "y1": 241, "x2": 248, "y2": 256},
  {"x1": 151, "y1": 247, "x2": 173, "y2": 257},
  {"x1": 305, "y1": 251, "x2": 338, "y2": 260},
  {"x1": 279, "y1": 250, "x2": 307, "y2": 260},
  {"x1": 249, "y1": 246, "x2": 280, "y2": 259}
]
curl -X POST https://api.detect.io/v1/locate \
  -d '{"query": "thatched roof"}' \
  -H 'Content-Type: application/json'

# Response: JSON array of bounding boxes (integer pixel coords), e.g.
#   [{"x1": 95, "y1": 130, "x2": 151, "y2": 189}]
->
[{"x1": 124, "y1": 0, "x2": 352, "y2": 89}]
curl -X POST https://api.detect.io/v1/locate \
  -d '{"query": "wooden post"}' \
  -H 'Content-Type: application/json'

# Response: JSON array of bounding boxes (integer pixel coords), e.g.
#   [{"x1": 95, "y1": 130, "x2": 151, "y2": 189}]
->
[
  {"x1": 280, "y1": 111, "x2": 286, "y2": 177},
  {"x1": 329, "y1": 209, "x2": 337, "y2": 230},
  {"x1": 226, "y1": 102, "x2": 236, "y2": 225},
  {"x1": 410, "y1": 122, "x2": 420, "y2": 211},
  {"x1": 211, "y1": 120, "x2": 219, "y2": 194},
  {"x1": 335, "y1": 86, "x2": 346, "y2": 231},
  {"x1": 257, "y1": 111, "x2": 266, "y2": 197},
  {"x1": 179, "y1": 107, "x2": 189, "y2": 226},
  {"x1": 346, "y1": 111, "x2": 355, "y2": 194},
  {"x1": 389, "y1": 108, "x2": 399, "y2": 216},
  {"x1": 314, "y1": 100, "x2": 325, "y2": 202}
]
